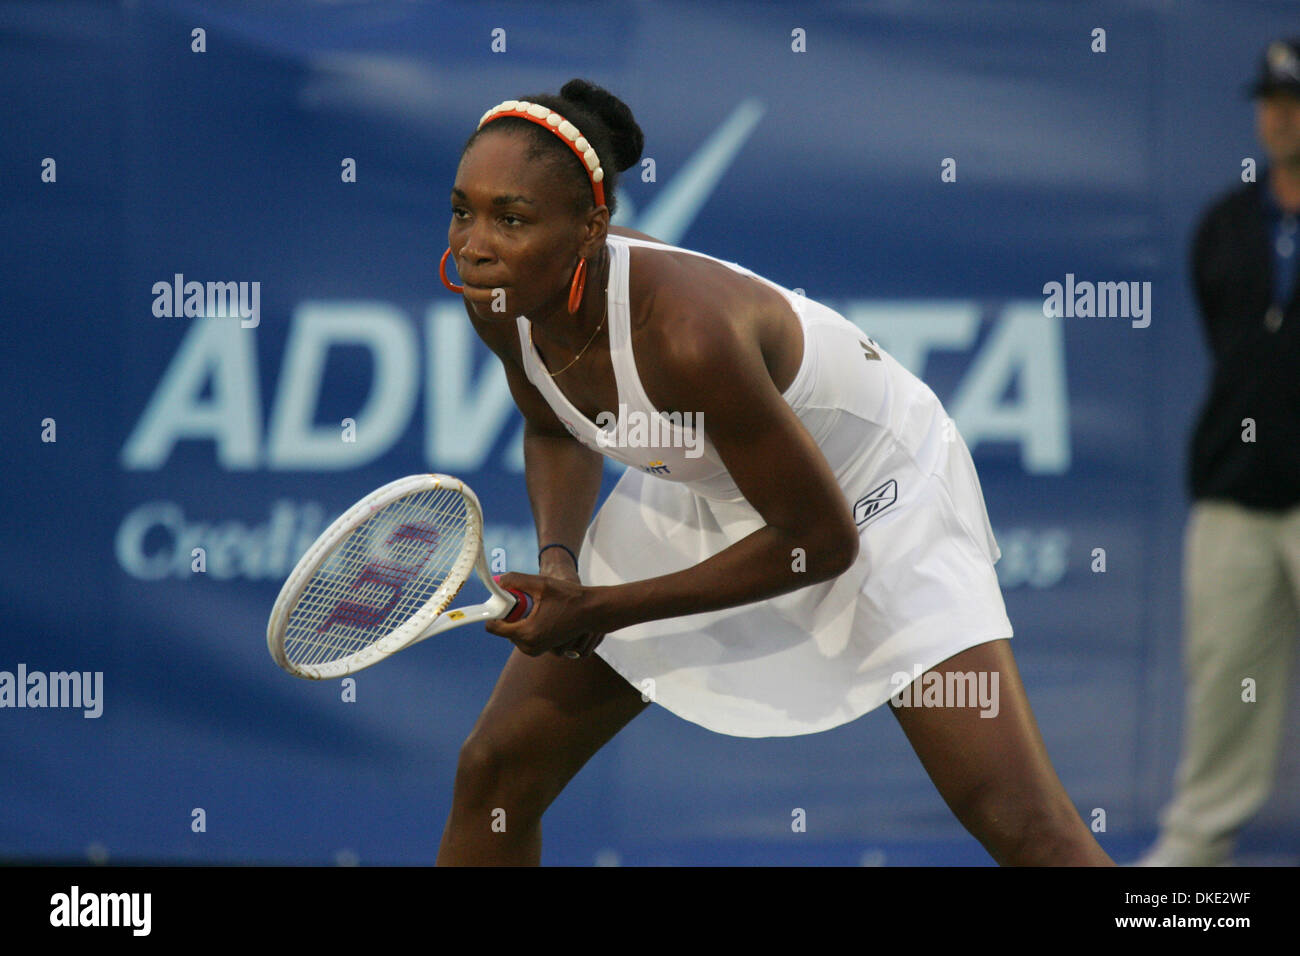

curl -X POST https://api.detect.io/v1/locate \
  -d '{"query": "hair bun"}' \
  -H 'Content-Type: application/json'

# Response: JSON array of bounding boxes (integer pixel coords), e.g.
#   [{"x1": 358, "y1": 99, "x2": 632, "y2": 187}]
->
[{"x1": 560, "y1": 78, "x2": 644, "y2": 173}]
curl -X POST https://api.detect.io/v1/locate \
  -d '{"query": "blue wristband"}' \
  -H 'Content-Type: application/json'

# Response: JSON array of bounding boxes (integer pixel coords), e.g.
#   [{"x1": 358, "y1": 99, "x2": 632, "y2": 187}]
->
[{"x1": 538, "y1": 543, "x2": 579, "y2": 570}]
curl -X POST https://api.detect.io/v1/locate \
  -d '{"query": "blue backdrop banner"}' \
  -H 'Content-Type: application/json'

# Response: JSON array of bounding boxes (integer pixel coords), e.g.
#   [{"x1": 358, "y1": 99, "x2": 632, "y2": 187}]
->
[{"x1": 3, "y1": 0, "x2": 1297, "y2": 865}]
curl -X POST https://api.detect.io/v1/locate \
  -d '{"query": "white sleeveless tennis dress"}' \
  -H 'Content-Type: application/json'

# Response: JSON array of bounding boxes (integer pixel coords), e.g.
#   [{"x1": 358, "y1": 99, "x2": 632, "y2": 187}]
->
[{"x1": 515, "y1": 234, "x2": 1013, "y2": 738}]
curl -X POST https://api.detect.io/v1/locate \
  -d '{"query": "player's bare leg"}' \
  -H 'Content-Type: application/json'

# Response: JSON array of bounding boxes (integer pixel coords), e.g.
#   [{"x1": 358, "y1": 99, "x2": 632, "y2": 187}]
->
[
  {"x1": 889, "y1": 638, "x2": 1114, "y2": 865},
  {"x1": 436, "y1": 648, "x2": 650, "y2": 865}
]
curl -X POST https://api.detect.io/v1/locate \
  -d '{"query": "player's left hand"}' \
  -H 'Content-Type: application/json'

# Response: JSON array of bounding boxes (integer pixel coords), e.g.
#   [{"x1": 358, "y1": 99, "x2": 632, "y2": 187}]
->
[{"x1": 486, "y1": 571, "x2": 606, "y2": 659}]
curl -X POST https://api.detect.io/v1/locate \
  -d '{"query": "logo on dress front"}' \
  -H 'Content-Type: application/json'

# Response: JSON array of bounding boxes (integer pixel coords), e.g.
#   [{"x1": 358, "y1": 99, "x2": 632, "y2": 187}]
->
[
  {"x1": 642, "y1": 459, "x2": 671, "y2": 475},
  {"x1": 853, "y1": 479, "x2": 897, "y2": 526}
]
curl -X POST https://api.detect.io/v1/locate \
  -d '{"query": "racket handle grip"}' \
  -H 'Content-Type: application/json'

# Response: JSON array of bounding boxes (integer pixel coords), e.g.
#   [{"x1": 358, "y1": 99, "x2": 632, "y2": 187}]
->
[{"x1": 493, "y1": 576, "x2": 533, "y2": 622}]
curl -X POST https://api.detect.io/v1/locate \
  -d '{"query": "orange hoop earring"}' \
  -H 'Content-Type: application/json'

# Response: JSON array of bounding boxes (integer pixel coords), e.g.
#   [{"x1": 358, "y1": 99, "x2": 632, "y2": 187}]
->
[
  {"x1": 440, "y1": 248, "x2": 464, "y2": 294},
  {"x1": 567, "y1": 257, "x2": 587, "y2": 314}
]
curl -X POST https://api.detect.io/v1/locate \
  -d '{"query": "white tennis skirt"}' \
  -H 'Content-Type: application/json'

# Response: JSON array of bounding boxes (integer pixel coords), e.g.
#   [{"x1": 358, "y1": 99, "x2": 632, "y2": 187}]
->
[{"x1": 580, "y1": 422, "x2": 1014, "y2": 738}]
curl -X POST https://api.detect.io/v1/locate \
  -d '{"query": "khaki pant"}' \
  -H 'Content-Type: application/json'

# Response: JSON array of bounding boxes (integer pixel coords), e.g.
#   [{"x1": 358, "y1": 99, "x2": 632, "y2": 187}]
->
[{"x1": 1141, "y1": 499, "x2": 1300, "y2": 865}]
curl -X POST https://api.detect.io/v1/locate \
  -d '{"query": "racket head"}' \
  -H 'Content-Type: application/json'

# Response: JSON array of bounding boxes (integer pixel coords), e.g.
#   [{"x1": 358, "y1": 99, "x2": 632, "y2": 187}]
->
[{"x1": 267, "y1": 474, "x2": 498, "y2": 680}]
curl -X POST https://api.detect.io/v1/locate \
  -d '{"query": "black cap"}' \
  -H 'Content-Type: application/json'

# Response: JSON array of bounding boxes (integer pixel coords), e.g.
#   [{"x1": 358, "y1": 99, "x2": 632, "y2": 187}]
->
[{"x1": 1250, "y1": 38, "x2": 1300, "y2": 97}]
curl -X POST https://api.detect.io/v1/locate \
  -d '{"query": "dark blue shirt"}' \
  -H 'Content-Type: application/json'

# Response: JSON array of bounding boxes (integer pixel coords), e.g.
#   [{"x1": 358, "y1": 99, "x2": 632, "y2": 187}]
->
[
  {"x1": 1188, "y1": 177, "x2": 1300, "y2": 509},
  {"x1": 1259, "y1": 168, "x2": 1299, "y2": 309}
]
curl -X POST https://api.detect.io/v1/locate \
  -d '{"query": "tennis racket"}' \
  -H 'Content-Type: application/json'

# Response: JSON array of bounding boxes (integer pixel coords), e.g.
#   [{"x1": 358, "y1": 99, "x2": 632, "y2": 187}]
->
[{"x1": 267, "y1": 474, "x2": 533, "y2": 680}]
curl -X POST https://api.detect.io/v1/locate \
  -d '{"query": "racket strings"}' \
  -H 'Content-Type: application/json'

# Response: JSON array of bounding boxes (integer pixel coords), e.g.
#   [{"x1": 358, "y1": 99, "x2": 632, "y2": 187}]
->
[{"x1": 283, "y1": 488, "x2": 475, "y2": 666}]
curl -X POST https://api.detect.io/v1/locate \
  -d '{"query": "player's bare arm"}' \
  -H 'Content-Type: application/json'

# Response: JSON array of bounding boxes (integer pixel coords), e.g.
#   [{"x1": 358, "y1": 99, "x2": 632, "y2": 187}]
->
[
  {"x1": 466, "y1": 300, "x2": 608, "y2": 656},
  {"x1": 489, "y1": 273, "x2": 859, "y2": 651},
  {"x1": 465, "y1": 300, "x2": 603, "y2": 550},
  {"x1": 591, "y1": 290, "x2": 859, "y2": 631}
]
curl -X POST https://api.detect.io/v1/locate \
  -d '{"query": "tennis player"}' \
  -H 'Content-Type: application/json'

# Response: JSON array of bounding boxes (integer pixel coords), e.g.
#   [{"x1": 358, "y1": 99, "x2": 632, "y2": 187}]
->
[{"x1": 435, "y1": 79, "x2": 1113, "y2": 866}]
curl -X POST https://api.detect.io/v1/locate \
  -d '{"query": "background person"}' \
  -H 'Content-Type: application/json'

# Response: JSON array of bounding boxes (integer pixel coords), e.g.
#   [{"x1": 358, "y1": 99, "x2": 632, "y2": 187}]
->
[{"x1": 1138, "y1": 37, "x2": 1300, "y2": 867}]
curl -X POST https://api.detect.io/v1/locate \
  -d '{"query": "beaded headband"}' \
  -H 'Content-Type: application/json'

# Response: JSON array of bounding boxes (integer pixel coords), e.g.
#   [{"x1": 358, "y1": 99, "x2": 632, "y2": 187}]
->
[{"x1": 477, "y1": 100, "x2": 607, "y2": 208}]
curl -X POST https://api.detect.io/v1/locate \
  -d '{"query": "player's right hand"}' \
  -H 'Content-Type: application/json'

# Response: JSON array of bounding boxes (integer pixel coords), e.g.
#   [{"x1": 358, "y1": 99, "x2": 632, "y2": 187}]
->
[{"x1": 540, "y1": 559, "x2": 606, "y2": 660}]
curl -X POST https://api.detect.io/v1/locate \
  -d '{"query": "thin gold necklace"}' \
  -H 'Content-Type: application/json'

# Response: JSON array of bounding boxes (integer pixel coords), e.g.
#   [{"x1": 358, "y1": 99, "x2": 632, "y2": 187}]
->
[{"x1": 531, "y1": 261, "x2": 609, "y2": 377}]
